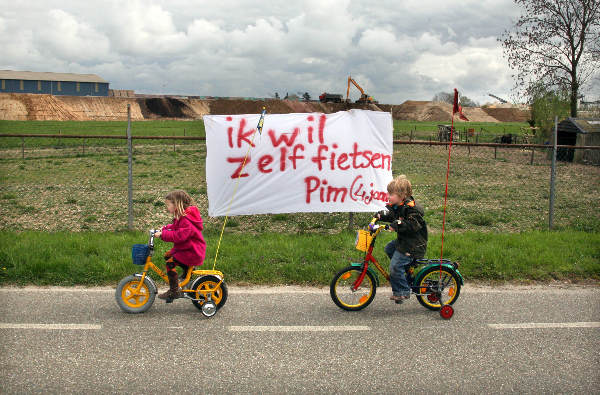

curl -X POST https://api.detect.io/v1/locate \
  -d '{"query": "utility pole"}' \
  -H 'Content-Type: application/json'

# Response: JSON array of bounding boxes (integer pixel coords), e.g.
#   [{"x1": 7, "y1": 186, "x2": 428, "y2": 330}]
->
[{"x1": 549, "y1": 116, "x2": 557, "y2": 230}]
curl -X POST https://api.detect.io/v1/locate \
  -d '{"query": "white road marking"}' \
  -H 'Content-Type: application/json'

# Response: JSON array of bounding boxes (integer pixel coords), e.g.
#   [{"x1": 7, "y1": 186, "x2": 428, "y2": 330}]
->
[
  {"x1": 229, "y1": 325, "x2": 370, "y2": 332},
  {"x1": 488, "y1": 322, "x2": 600, "y2": 329},
  {"x1": 0, "y1": 323, "x2": 101, "y2": 330}
]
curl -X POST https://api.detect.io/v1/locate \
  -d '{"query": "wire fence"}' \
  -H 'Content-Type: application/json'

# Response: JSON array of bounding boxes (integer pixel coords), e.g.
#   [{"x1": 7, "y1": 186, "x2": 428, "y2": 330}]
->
[
  {"x1": 0, "y1": 132, "x2": 596, "y2": 164},
  {"x1": 1, "y1": 131, "x2": 598, "y2": 235}
]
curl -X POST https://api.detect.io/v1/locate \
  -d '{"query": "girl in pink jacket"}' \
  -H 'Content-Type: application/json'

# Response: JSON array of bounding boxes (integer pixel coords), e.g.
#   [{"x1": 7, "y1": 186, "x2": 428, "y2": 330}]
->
[{"x1": 154, "y1": 190, "x2": 206, "y2": 302}]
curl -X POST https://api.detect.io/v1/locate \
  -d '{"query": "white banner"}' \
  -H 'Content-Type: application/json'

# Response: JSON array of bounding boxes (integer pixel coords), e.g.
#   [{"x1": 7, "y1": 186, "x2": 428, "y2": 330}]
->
[{"x1": 204, "y1": 109, "x2": 393, "y2": 216}]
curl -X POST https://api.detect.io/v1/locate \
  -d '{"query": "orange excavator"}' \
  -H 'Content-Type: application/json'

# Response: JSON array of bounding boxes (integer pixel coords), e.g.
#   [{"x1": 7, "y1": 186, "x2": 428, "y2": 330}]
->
[{"x1": 346, "y1": 76, "x2": 377, "y2": 104}]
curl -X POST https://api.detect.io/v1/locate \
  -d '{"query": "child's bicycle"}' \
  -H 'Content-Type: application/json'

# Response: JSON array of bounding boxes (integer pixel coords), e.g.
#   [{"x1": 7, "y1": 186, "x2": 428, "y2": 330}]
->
[
  {"x1": 330, "y1": 223, "x2": 463, "y2": 319},
  {"x1": 115, "y1": 230, "x2": 228, "y2": 318}
]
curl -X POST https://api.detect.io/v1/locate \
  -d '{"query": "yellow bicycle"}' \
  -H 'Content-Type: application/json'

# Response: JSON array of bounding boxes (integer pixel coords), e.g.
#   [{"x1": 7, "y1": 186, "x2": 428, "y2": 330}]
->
[{"x1": 115, "y1": 230, "x2": 227, "y2": 317}]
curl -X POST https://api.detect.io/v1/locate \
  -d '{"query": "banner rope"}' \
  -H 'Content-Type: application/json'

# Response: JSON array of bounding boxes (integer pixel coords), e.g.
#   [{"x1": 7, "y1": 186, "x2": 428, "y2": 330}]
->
[{"x1": 212, "y1": 108, "x2": 266, "y2": 270}]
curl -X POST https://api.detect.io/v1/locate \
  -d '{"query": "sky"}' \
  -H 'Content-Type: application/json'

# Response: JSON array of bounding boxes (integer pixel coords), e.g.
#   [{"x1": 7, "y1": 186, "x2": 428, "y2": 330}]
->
[{"x1": 2, "y1": 0, "x2": 593, "y2": 105}]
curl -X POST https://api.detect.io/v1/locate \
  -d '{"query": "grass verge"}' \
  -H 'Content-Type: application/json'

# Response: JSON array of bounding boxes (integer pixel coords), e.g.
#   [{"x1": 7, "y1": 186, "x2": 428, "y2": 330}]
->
[
  {"x1": 0, "y1": 230, "x2": 597, "y2": 286},
  {"x1": 0, "y1": 119, "x2": 529, "y2": 149}
]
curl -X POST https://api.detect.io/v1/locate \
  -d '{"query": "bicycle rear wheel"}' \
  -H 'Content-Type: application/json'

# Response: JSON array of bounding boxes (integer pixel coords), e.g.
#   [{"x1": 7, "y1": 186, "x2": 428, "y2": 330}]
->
[
  {"x1": 416, "y1": 266, "x2": 461, "y2": 311},
  {"x1": 190, "y1": 275, "x2": 228, "y2": 312},
  {"x1": 330, "y1": 266, "x2": 376, "y2": 311}
]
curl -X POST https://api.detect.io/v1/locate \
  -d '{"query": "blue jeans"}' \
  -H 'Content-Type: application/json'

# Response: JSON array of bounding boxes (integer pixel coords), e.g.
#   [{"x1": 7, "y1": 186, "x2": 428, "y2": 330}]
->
[{"x1": 384, "y1": 240, "x2": 412, "y2": 297}]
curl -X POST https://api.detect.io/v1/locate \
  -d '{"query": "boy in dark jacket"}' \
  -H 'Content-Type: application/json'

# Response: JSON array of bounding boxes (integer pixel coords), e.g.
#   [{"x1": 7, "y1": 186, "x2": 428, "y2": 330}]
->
[{"x1": 375, "y1": 175, "x2": 428, "y2": 303}]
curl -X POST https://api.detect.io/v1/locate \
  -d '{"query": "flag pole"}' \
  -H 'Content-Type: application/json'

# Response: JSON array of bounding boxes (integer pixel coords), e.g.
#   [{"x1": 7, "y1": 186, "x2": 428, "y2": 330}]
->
[
  {"x1": 440, "y1": 115, "x2": 454, "y2": 264},
  {"x1": 439, "y1": 90, "x2": 460, "y2": 294}
]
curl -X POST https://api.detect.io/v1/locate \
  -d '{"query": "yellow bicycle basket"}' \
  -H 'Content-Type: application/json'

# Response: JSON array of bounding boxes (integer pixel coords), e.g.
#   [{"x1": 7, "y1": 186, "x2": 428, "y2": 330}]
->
[{"x1": 355, "y1": 229, "x2": 373, "y2": 252}]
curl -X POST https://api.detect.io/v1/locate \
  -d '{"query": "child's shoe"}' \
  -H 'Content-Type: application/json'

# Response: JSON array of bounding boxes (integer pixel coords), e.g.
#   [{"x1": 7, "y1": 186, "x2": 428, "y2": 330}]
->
[
  {"x1": 390, "y1": 295, "x2": 410, "y2": 304},
  {"x1": 158, "y1": 288, "x2": 184, "y2": 303},
  {"x1": 159, "y1": 271, "x2": 184, "y2": 302}
]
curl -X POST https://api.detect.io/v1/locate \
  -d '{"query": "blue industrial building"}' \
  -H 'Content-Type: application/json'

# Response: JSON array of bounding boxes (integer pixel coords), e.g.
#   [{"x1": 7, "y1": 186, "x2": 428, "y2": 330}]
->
[{"x1": 0, "y1": 70, "x2": 109, "y2": 96}]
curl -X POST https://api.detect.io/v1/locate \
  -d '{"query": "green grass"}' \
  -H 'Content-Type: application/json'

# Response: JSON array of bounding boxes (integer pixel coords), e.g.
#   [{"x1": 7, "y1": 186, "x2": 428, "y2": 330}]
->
[
  {"x1": 0, "y1": 120, "x2": 530, "y2": 149},
  {"x1": 393, "y1": 120, "x2": 531, "y2": 142},
  {"x1": 0, "y1": 230, "x2": 597, "y2": 286},
  {"x1": 0, "y1": 120, "x2": 598, "y2": 285},
  {"x1": 0, "y1": 143, "x2": 598, "y2": 234},
  {"x1": 0, "y1": 120, "x2": 206, "y2": 149}
]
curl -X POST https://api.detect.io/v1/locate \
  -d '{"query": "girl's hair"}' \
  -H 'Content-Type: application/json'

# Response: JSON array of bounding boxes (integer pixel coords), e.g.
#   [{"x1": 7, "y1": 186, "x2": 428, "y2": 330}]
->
[
  {"x1": 387, "y1": 175, "x2": 412, "y2": 199},
  {"x1": 165, "y1": 190, "x2": 194, "y2": 219}
]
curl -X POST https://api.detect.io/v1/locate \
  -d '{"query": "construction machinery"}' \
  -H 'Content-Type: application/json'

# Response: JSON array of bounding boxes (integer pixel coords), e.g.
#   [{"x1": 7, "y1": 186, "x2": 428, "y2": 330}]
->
[
  {"x1": 347, "y1": 76, "x2": 377, "y2": 104},
  {"x1": 488, "y1": 93, "x2": 508, "y2": 104},
  {"x1": 319, "y1": 92, "x2": 343, "y2": 103}
]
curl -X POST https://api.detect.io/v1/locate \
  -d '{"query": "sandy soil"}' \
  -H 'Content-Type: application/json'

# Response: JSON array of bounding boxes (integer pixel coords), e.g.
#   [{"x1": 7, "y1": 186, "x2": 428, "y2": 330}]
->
[{"x1": 0, "y1": 93, "x2": 530, "y2": 122}]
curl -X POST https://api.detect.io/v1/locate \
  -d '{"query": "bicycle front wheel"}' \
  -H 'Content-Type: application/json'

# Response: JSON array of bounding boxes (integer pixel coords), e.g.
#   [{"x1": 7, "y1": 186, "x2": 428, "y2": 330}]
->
[
  {"x1": 330, "y1": 266, "x2": 376, "y2": 311},
  {"x1": 115, "y1": 275, "x2": 156, "y2": 314}
]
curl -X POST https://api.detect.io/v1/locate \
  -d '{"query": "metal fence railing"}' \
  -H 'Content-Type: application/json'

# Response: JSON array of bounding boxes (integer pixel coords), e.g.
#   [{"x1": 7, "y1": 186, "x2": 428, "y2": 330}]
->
[{"x1": 1, "y1": 131, "x2": 598, "y2": 233}]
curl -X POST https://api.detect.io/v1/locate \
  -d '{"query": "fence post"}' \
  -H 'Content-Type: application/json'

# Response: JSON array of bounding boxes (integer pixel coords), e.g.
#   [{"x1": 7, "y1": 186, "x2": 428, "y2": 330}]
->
[
  {"x1": 494, "y1": 146, "x2": 497, "y2": 159},
  {"x1": 348, "y1": 212, "x2": 354, "y2": 229},
  {"x1": 173, "y1": 130, "x2": 176, "y2": 152},
  {"x1": 549, "y1": 116, "x2": 557, "y2": 230},
  {"x1": 21, "y1": 137, "x2": 25, "y2": 160},
  {"x1": 530, "y1": 147, "x2": 534, "y2": 165},
  {"x1": 410, "y1": 130, "x2": 413, "y2": 142},
  {"x1": 127, "y1": 104, "x2": 133, "y2": 231}
]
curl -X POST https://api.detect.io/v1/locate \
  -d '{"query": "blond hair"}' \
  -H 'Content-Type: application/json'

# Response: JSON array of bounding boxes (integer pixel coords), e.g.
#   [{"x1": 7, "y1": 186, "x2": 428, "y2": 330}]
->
[
  {"x1": 387, "y1": 175, "x2": 412, "y2": 199},
  {"x1": 165, "y1": 190, "x2": 194, "y2": 219}
]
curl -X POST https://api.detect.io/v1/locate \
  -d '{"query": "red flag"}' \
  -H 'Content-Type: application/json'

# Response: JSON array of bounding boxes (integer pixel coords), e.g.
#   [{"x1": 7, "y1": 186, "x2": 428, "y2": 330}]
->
[{"x1": 453, "y1": 88, "x2": 469, "y2": 121}]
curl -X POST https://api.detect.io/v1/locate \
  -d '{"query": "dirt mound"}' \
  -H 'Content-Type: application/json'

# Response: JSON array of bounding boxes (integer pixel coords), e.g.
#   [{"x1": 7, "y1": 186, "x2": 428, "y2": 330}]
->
[
  {"x1": 460, "y1": 107, "x2": 501, "y2": 123},
  {"x1": 0, "y1": 93, "x2": 531, "y2": 122},
  {"x1": 208, "y1": 99, "x2": 270, "y2": 115},
  {"x1": 0, "y1": 95, "x2": 29, "y2": 120},
  {"x1": 59, "y1": 96, "x2": 143, "y2": 120},
  {"x1": 283, "y1": 100, "x2": 314, "y2": 113},
  {"x1": 423, "y1": 105, "x2": 453, "y2": 122},
  {"x1": 390, "y1": 100, "x2": 501, "y2": 122},
  {"x1": 482, "y1": 107, "x2": 530, "y2": 122},
  {"x1": 185, "y1": 100, "x2": 210, "y2": 118},
  {"x1": 392, "y1": 101, "x2": 434, "y2": 121},
  {"x1": 139, "y1": 97, "x2": 195, "y2": 119},
  {"x1": 0, "y1": 93, "x2": 145, "y2": 121},
  {"x1": 0, "y1": 93, "x2": 81, "y2": 120}
]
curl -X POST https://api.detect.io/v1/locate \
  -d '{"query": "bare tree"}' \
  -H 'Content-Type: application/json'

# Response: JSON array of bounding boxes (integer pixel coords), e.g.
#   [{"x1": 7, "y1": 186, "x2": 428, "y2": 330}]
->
[
  {"x1": 460, "y1": 96, "x2": 479, "y2": 107},
  {"x1": 500, "y1": 0, "x2": 600, "y2": 117},
  {"x1": 432, "y1": 92, "x2": 454, "y2": 104}
]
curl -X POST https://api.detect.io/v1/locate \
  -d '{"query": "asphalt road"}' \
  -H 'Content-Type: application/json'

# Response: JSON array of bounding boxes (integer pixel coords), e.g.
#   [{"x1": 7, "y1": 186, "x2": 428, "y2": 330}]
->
[{"x1": 0, "y1": 284, "x2": 598, "y2": 394}]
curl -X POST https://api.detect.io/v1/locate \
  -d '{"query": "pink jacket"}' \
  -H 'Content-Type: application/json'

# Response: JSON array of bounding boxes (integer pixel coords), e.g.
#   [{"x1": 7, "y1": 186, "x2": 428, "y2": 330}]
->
[{"x1": 160, "y1": 206, "x2": 206, "y2": 266}]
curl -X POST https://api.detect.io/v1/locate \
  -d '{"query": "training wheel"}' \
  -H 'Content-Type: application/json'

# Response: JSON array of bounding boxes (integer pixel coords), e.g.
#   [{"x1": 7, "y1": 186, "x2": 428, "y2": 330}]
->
[
  {"x1": 440, "y1": 305, "x2": 454, "y2": 320},
  {"x1": 201, "y1": 300, "x2": 217, "y2": 318}
]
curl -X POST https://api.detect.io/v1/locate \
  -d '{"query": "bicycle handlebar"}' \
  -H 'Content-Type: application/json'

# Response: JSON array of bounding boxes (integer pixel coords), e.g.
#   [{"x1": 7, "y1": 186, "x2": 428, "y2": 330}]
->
[
  {"x1": 368, "y1": 223, "x2": 390, "y2": 233},
  {"x1": 148, "y1": 229, "x2": 157, "y2": 248}
]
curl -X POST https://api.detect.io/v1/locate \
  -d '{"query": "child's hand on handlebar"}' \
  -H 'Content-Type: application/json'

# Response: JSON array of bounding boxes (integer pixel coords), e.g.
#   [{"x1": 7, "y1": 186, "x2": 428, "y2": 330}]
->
[{"x1": 154, "y1": 230, "x2": 162, "y2": 238}]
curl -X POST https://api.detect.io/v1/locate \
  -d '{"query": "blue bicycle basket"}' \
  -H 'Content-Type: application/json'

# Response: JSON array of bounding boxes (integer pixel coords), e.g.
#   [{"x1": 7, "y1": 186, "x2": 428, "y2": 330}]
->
[{"x1": 132, "y1": 244, "x2": 150, "y2": 265}]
